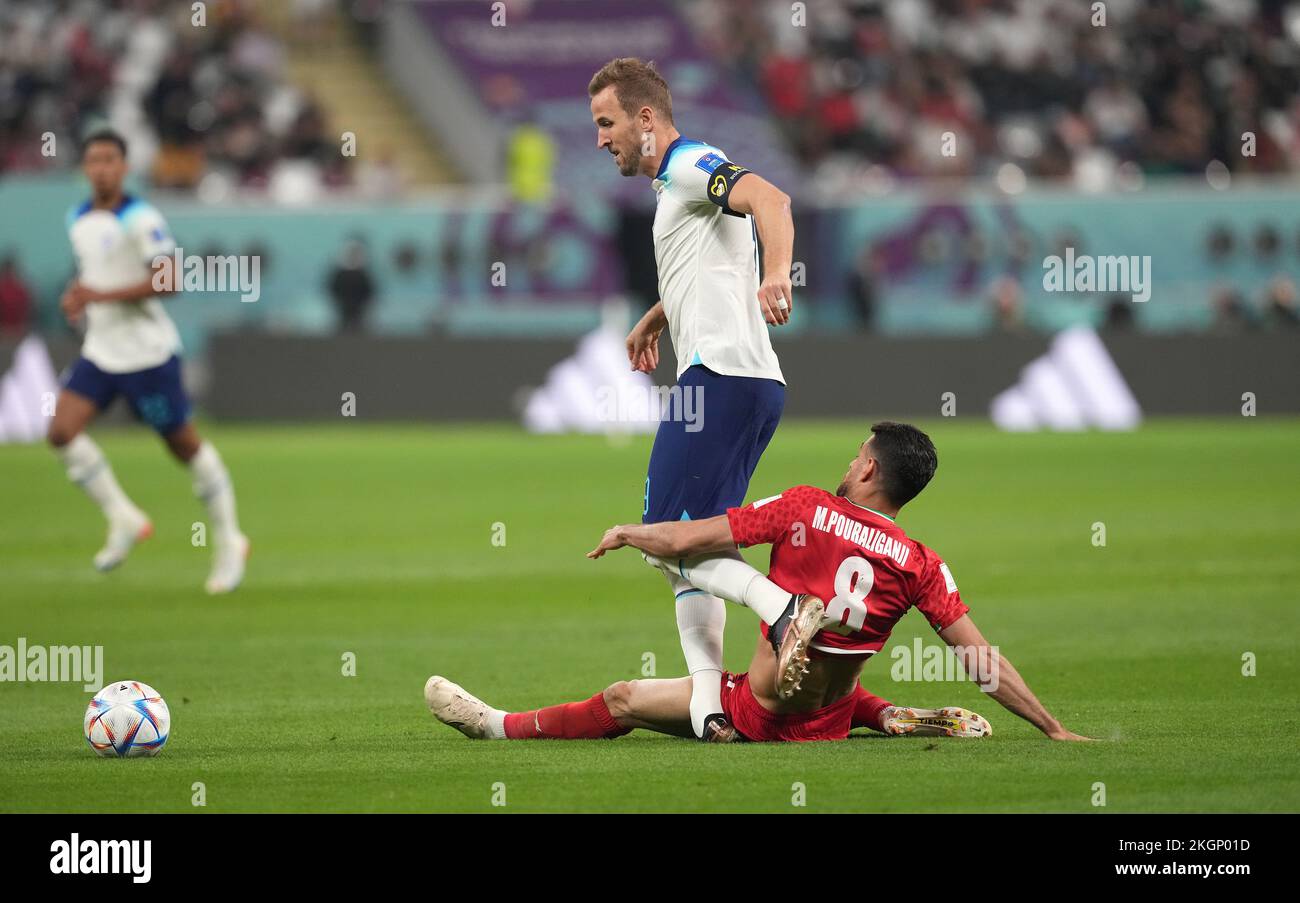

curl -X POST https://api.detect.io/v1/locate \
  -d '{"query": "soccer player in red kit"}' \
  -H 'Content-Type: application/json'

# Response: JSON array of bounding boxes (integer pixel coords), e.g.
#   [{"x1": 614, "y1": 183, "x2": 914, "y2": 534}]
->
[{"x1": 425, "y1": 423, "x2": 1090, "y2": 743}]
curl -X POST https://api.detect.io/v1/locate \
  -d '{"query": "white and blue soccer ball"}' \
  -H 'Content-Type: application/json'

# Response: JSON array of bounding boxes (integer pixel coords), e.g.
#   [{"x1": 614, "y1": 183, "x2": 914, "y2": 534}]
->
[{"x1": 84, "y1": 680, "x2": 170, "y2": 757}]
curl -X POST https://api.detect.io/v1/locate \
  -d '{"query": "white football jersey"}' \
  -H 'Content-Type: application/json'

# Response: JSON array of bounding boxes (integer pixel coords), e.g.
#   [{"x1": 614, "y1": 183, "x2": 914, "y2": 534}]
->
[
  {"x1": 67, "y1": 197, "x2": 181, "y2": 373},
  {"x1": 651, "y1": 138, "x2": 785, "y2": 384}
]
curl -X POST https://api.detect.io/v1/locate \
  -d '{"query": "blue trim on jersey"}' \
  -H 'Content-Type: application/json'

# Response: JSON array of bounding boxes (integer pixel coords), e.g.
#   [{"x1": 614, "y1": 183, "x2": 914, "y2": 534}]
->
[
  {"x1": 67, "y1": 194, "x2": 138, "y2": 228},
  {"x1": 655, "y1": 135, "x2": 708, "y2": 181},
  {"x1": 66, "y1": 200, "x2": 92, "y2": 230}
]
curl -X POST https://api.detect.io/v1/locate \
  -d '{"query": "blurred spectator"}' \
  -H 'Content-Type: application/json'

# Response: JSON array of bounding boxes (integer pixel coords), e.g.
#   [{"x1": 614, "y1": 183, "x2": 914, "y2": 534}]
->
[
  {"x1": 327, "y1": 236, "x2": 376, "y2": 333},
  {"x1": 846, "y1": 244, "x2": 884, "y2": 329},
  {"x1": 0, "y1": 255, "x2": 34, "y2": 336},
  {"x1": 1101, "y1": 294, "x2": 1134, "y2": 332},
  {"x1": 1263, "y1": 276, "x2": 1299, "y2": 328},
  {"x1": 507, "y1": 118, "x2": 557, "y2": 204},
  {"x1": 990, "y1": 275, "x2": 1025, "y2": 333},
  {"x1": 1212, "y1": 287, "x2": 1253, "y2": 332}
]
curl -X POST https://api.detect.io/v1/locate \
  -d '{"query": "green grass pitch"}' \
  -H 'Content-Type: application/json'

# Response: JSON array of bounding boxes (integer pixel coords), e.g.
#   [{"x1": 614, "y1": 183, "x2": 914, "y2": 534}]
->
[{"x1": 1, "y1": 418, "x2": 1297, "y2": 813}]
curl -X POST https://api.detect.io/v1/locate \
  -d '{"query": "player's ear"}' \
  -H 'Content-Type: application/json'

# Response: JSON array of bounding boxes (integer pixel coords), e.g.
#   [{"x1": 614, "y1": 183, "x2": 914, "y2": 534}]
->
[{"x1": 861, "y1": 455, "x2": 878, "y2": 486}]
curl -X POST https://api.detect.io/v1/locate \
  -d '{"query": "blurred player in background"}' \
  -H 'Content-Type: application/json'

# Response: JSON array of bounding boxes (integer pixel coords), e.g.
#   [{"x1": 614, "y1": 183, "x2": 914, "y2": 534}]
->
[
  {"x1": 426, "y1": 423, "x2": 1088, "y2": 743},
  {"x1": 588, "y1": 58, "x2": 796, "y2": 742},
  {"x1": 48, "y1": 130, "x2": 249, "y2": 594}
]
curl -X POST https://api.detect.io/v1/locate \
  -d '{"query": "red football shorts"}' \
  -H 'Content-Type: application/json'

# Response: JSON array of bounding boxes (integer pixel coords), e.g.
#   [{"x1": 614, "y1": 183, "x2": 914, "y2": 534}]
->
[{"x1": 719, "y1": 671, "x2": 856, "y2": 742}]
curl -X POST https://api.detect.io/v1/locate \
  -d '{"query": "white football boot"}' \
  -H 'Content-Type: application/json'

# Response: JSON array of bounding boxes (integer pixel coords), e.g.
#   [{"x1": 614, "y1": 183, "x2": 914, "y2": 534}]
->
[
  {"x1": 881, "y1": 705, "x2": 992, "y2": 738},
  {"x1": 424, "y1": 676, "x2": 494, "y2": 739},
  {"x1": 93, "y1": 508, "x2": 153, "y2": 572},
  {"x1": 205, "y1": 532, "x2": 250, "y2": 595}
]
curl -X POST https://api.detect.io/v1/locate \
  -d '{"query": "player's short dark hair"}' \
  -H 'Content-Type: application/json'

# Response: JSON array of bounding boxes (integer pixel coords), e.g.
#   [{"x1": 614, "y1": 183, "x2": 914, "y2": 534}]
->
[
  {"x1": 81, "y1": 129, "x2": 127, "y2": 159},
  {"x1": 588, "y1": 58, "x2": 673, "y2": 124},
  {"x1": 869, "y1": 421, "x2": 938, "y2": 508}
]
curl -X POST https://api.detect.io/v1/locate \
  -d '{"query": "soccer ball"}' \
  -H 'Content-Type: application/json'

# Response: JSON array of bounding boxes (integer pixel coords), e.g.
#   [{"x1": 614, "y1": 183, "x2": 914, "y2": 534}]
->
[{"x1": 83, "y1": 680, "x2": 171, "y2": 757}]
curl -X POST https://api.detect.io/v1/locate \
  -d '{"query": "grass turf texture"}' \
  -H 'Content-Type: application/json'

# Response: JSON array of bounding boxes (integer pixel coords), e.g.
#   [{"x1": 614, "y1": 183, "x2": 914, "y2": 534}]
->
[{"x1": 1, "y1": 418, "x2": 1297, "y2": 813}]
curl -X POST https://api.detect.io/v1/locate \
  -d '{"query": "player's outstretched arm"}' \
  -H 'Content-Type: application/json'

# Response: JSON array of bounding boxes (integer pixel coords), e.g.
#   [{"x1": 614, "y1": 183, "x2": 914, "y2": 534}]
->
[
  {"x1": 587, "y1": 515, "x2": 735, "y2": 560},
  {"x1": 727, "y1": 174, "x2": 794, "y2": 326},
  {"x1": 939, "y1": 614, "x2": 1095, "y2": 741}
]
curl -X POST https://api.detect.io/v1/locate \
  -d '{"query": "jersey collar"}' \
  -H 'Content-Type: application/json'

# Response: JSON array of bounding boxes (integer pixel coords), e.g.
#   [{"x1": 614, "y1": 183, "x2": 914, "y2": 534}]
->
[
  {"x1": 654, "y1": 135, "x2": 685, "y2": 180},
  {"x1": 81, "y1": 195, "x2": 135, "y2": 217},
  {"x1": 843, "y1": 497, "x2": 896, "y2": 522},
  {"x1": 654, "y1": 135, "x2": 707, "y2": 182}
]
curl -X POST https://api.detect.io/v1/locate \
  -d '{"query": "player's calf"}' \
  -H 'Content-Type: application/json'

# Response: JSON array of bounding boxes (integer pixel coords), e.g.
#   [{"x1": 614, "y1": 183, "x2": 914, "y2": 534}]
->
[
  {"x1": 187, "y1": 439, "x2": 249, "y2": 594},
  {"x1": 426, "y1": 675, "x2": 632, "y2": 741}
]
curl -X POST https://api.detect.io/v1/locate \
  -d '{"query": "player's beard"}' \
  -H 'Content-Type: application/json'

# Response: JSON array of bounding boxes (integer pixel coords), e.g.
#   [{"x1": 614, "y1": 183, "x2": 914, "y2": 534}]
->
[
  {"x1": 835, "y1": 481, "x2": 849, "y2": 498},
  {"x1": 615, "y1": 141, "x2": 640, "y2": 177}
]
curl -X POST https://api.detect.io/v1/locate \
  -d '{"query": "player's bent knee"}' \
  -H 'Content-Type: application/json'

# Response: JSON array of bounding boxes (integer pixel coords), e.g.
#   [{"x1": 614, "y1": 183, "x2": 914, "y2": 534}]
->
[{"x1": 603, "y1": 681, "x2": 636, "y2": 719}]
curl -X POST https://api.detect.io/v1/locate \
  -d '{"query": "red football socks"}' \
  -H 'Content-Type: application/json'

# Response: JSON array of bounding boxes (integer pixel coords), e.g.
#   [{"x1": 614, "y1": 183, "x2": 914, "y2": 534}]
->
[
  {"x1": 504, "y1": 692, "x2": 631, "y2": 740},
  {"x1": 851, "y1": 686, "x2": 893, "y2": 733}
]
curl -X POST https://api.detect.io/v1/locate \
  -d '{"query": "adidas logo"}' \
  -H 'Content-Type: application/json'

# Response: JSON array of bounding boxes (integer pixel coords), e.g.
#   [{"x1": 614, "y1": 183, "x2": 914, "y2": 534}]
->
[
  {"x1": 522, "y1": 306, "x2": 665, "y2": 435},
  {"x1": 990, "y1": 327, "x2": 1141, "y2": 431},
  {"x1": 0, "y1": 334, "x2": 59, "y2": 443}
]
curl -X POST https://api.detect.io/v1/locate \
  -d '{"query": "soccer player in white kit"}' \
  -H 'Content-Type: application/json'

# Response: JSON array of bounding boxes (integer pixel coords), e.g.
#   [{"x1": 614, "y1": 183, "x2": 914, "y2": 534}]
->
[
  {"x1": 48, "y1": 130, "x2": 248, "y2": 594},
  {"x1": 589, "y1": 59, "x2": 799, "y2": 741}
]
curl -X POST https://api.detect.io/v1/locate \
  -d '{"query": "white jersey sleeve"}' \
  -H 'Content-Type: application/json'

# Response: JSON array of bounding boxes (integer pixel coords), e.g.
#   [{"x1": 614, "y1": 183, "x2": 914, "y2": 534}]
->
[
  {"x1": 665, "y1": 148, "x2": 751, "y2": 215},
  {"x1": 126, "y1": 202, "x2": 178, "y2": 264}
]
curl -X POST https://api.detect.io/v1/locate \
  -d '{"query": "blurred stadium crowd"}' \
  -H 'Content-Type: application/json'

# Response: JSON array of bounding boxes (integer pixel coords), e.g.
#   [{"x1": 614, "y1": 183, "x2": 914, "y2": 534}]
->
[
  {"x1": 0, "y1": 0, "x2": 386, "y2": 194},
  {"x1": 690, "y1": 0, "x2": 1300, "y2": 189},
  {"x1": 1, "y1": 0, "x2": 1298, "y2": 341},
  {"x1": 9, "y1": 0, "x2": 1300, "y2": 189}
]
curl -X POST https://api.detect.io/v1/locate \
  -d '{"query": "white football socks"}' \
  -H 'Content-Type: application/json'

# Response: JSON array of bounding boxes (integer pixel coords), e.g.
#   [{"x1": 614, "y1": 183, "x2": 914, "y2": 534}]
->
[
  {"x1": 648, "y1": 550, "x2": 791, "y2": 625},
  {"x1": 484, "y1": 708, "x2": 507, "y2": 740},
  {"x1": 663, "y1": 567, "x2": 726, "y2": 737},
  {"x1": 58, "y1": 434, "x2": 141, "y2": 520},
  {"x1": 677, "y1": 551, "x2": 792, "y2": 626},
  {"x1": 189, "y1": 441, "x2": 241, "y2": 545}
]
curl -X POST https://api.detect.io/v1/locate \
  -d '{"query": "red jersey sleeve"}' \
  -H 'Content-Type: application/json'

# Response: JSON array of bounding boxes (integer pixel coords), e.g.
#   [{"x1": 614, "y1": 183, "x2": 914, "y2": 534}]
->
[
  {"x1": 912, "y1": 548, "x2": 970, "y2": 632},
  {"x1": 726, "y1": 485, "x2": 823, "y2": 548}
]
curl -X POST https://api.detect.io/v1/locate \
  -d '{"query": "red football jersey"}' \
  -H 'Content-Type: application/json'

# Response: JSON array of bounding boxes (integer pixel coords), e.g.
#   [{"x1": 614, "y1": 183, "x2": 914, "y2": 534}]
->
[{"x1": 726, "y1": 485, "x2": 968, "y2": 657}]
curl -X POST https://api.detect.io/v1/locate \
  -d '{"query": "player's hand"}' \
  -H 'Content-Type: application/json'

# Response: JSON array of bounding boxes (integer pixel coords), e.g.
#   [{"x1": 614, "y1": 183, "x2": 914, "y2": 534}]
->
[
  {"x1": 587, "y1": 526, "x2": 629, "y2": 559},
  {"x1": 758, "y1": 273, "x2": 792, "y2": 326},
  {"x1": 625, "y1": 321, "x2": 661, "y2": 374},
  {"x1": 60, "y1": 281, "x2": 92, "y2": 325},
  {"x1": 1046, "y1": 727, "x2": 1098, "y2": 742}
]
